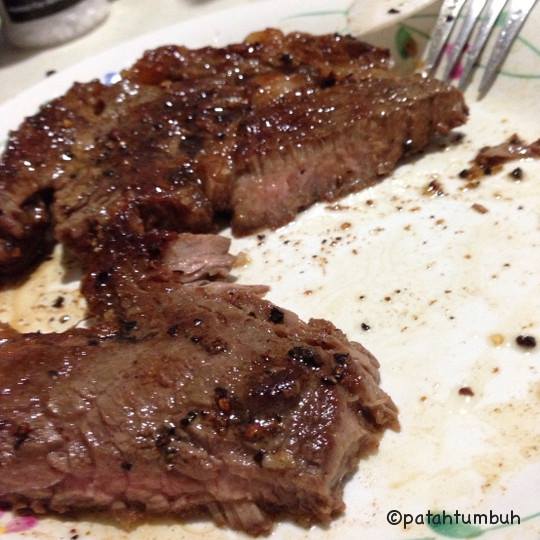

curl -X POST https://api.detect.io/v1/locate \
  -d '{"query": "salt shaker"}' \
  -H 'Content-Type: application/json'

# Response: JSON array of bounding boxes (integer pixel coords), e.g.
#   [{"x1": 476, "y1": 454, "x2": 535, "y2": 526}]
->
[{"x1": 0, "y1": 0, "x2": 110, "y2": 49}]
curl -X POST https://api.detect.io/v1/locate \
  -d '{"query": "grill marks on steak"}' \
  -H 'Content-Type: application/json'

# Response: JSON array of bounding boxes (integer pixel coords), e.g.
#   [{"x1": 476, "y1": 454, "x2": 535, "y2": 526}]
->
[
  {"x1": 0, "y1": 245, "x2": 398, "y2": 534},
  {"x1": 0, "y1": 29, "x2": 466, "y2": 276}
]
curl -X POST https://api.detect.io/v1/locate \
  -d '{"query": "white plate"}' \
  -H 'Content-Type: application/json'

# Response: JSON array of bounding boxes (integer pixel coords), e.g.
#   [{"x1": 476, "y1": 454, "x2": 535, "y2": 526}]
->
[{"x1": 0, "y1": 0, "x2": 539, "y2": 539}]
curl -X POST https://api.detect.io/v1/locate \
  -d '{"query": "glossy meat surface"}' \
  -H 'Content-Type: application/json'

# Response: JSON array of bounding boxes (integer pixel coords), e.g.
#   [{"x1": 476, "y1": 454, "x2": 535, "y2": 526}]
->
[
  {"x1": 0, "y1": 246, "x2": 398, "y2": 534},
  {"x1": 0, "y1": 29, "x2": 466, "y2": 276}
]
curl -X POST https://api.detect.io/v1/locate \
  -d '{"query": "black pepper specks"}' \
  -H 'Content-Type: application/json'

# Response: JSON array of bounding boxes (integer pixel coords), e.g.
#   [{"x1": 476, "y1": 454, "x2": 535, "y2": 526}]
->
[
  {"x1": 280, "y1": 53, "x2": 293, "y2": 65},
  {"x1": 361, "y1": 323, "x2": 371, "y2": 331},
  {"x1": 320, "y1": 74, "x2": 337, "y2": 88},
  {"x1": 268, "y1": 306, "x2": 284, "y2": 324},
  {"x1": 180, "y1": 410, "x2": 198, "y2": 427},
  {"x1": 167, "y1": 324, "x2": 179, "y2": 336},
  {"x1": 52, "y1": 296, "x2": 64, "y2": 308},
  {"x1": 288, "y1": 347, "x2": 322, "y2": 368},
  {"x1": 155, "y1": 422, "x2": 177, "y2": 451},
  {"x1": 121, "y1": 320, "x2": 137, "y2": 333},
  {"x1": 333, "y1": 352, "x2": 349, "y2": 365},
  {"x1": 516, "y1": 335, "x2": 536, "y2": 349},
  {"x1": 215, "y1": 387, "x2": 228, "y2": 399},
  {"x1": 95, "y1": 270, "x2": 110, "y2": 285},
  {"x1": 510, "y1": 167, "x2": 523, "y2": 180}
]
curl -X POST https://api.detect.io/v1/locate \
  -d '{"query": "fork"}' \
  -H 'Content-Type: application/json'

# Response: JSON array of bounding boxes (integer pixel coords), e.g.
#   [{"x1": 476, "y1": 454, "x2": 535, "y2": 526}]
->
[{"x1": 422, "y1": 0, "x2": 538, "y2": 96}]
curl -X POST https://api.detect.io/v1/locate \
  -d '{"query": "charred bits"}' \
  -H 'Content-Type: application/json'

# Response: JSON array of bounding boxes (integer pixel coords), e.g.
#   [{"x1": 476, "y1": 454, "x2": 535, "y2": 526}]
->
[
  {"x1": 179, "y1": 410, "x2": 198, "y2": 428},
  {"x1": 515, "y1": 335, "x2": 536, "y2": 349},
  {"x1": 288, "y1": 346, "x2": 322, "y2": 368},
  {"x1": 268, "y1": 306, "x2": 284, "y2": 324}
]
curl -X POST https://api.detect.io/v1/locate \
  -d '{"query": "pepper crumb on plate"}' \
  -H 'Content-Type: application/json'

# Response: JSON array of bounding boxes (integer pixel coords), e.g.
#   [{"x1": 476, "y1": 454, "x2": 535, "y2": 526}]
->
[
  {"x1": 515, "y1": 335, "x2": 536, "y2": 349},
  {"x1": 52, "y1": 296, "x2": 65, "y2": 308},
  {"x1": 423, "y1": 179, "x2": 445, "y2": 197},
  {"x1": 471, "y1": 203, "x2": 489, "y2": 214},
  {"x1": 509, "y1": 167, "x2": 523, "y2": 180}
]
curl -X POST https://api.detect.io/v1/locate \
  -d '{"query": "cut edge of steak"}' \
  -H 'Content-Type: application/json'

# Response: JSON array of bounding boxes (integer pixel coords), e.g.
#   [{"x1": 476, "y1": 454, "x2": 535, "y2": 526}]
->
[
  {"x1": 231, "y1": 75, "x2": 467, "y2": 234},
  {"x1": 0, "y1": 232, "x2": 398, "y2": 534}
]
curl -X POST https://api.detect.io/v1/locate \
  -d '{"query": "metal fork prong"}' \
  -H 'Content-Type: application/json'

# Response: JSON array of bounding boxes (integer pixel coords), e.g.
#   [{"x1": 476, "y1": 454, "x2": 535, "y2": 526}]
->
[
  {"x1": 423, "y1": 0, "x2": 468, "y2": 73},
  {"x1": 442, "y1": 0, "x2": 489, "y2": 81},
  {"x1": 478, "y1": 0, "x2": 538, "y2": 95},
  {"x1": 458, "y1": 0, "x2": 509, "y2": 89}
]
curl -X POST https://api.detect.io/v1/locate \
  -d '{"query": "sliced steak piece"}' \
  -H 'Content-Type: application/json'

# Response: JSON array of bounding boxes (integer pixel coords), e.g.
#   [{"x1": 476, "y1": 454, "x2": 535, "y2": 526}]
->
[
  {"x1": 232, "y1": 75, "x2": 467, "y2": 233},
  {"x1": 162, "y1": 233, "x2": 236, "y2": 282},
  {"x1": 0, "y1": 279, "x2": 398, "y2": 535},
  {"x1": 0, "y1": 30, "x2": 388, "y2": 277}
]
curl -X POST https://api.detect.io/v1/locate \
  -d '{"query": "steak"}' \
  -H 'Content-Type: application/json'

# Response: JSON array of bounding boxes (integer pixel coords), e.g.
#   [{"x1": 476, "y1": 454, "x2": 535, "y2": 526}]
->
[
  {"x1": 0, "y1": 232, "x2": 398, "y2": 535},
  {"x1": 0, "y1": 29, "x2": 466, "y2": 277},
  {"x1": 0, "y1": 27, "x2": 465, "y2": 533}
]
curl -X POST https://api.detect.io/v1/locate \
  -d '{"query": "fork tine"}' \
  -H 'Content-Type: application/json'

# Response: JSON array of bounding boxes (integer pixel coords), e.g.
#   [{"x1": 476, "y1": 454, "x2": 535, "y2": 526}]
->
[
  {"x1": 442, "y1": 0, "x2": 489, "y2": 81},
  {"x1": 478, "y1": 0, "x2": 538, "y2": 95},
  {"x1": 458, "y1": 0, "x2": 509, "y2": 88},
  {"x1": 423, "y1": 0, "x2": 468, "y2": 73}
]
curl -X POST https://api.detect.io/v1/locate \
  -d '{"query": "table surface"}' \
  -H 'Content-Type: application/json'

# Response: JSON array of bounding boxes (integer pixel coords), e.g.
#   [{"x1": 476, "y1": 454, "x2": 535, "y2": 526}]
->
[{"x1": 0, "y1": 0, "x2": 255, "y2": 105}]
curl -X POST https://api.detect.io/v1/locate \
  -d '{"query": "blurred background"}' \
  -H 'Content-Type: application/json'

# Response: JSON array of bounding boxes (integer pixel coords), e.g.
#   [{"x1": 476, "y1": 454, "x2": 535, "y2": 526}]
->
[{"x1": 0, "y1": 0, "x2": 260, "y2": 103}]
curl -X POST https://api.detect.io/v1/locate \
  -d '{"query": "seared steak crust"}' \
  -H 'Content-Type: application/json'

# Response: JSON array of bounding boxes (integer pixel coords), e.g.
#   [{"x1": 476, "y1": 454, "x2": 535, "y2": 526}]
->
[{"x1": 0, "y1": 29, "x2": 466, "y2": 276}]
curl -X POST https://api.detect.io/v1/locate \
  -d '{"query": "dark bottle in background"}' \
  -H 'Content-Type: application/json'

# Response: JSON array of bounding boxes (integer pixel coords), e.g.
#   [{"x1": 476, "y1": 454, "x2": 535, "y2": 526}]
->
[{"x1": 0, "y1": 0, "x2": 110, "y2": 48}]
